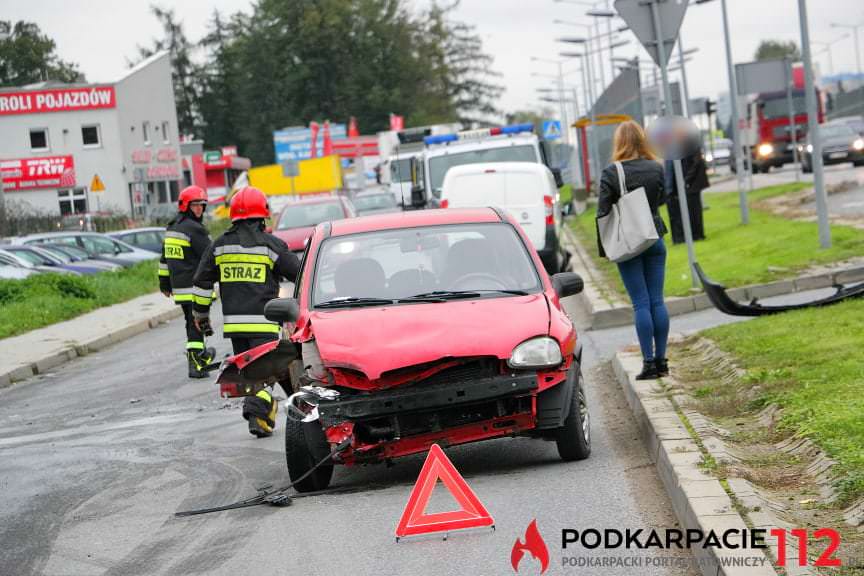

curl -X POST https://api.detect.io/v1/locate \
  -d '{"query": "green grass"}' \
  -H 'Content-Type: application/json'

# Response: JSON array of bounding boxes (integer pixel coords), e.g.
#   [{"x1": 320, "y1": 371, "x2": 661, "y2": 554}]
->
[
  {"x1": 559, "y1": 184, "x2": 573, "y2": 205},
  {"x1": 704, "y1": 298, "x2": 864, "y2": 505},
  {"x1": 0, "y1": 261, "x2": 158, "y2": 339},
  {"x1": 569, "y1": 182, "x2": 864, "y2": 297}
]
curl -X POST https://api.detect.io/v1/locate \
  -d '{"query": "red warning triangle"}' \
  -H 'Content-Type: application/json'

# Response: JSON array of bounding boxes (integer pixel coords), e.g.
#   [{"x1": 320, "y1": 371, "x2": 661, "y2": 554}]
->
[{"x1": 395, "y1": 444, "x2": 494, "y2": 539}]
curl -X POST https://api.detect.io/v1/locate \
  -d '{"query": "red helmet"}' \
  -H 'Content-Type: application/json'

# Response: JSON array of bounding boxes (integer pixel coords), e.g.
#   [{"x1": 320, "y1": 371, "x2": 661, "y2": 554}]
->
[
  {"x1": 230, "y1": 186, "x2": 270, "y2": 221},
  {"x1": 178, "y1": 186, "x2": 208, "y2": 212}
]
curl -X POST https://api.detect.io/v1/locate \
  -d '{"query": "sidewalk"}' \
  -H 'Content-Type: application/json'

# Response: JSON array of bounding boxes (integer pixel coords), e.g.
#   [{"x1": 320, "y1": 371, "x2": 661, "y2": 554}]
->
[{"x1": 0, "y1": 292, "x2": 182, "y2": 387}]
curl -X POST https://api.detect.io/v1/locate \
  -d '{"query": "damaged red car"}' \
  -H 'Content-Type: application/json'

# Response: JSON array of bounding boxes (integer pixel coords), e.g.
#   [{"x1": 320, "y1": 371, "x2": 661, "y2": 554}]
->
[{"x1": 222, "y1": 208, "x2": 590, "y2": 492}]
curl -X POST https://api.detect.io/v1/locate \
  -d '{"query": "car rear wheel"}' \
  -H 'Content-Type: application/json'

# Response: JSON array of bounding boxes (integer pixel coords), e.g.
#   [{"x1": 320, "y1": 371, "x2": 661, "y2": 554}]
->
[
  {"x1": 556, "y1": 369, "x2": 591, "y2": 461},
  {"x1": 285, "y1": 417, "x2": 334, "y2": 492}
]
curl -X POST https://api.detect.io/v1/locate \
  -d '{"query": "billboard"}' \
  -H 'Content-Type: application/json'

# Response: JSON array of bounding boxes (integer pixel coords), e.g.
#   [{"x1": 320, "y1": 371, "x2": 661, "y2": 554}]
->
[
  {"x1": 0, "y1": 86, "x2": 116, "y2": 116},
  {"x1": 0, "y1": 155, "x2": 76, "y2": 190},
  {"x1": 273, "y1": 124, "x2": 347, "y2": 162}
]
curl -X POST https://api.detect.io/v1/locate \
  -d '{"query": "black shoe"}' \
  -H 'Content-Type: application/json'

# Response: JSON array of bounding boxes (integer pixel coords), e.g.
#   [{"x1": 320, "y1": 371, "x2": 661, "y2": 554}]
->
[
  {"x1": 655, "y1": 358, "x2": 669, "y2": 377},
  {"x1": 635, "y1": 361, "x2": 659, "y2": 380},
  {"x1": 187, "y1": 352, "x2": 208, "y2": 379}
]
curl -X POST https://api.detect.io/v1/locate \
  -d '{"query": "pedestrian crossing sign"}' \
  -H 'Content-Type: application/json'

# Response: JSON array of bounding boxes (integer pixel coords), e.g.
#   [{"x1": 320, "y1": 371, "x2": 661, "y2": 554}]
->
[
  {"x1": 542, "y1": 120, "x2": 562, "y2": 141},
  {"x1": 90, "y1": 174, "x2": 106, "y2": 193}
]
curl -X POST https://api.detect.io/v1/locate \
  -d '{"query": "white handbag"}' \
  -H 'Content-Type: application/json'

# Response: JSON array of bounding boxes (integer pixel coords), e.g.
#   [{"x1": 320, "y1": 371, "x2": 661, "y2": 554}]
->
[{"x1": 597, "y1": 161, "x2": 659, "y2": 263}]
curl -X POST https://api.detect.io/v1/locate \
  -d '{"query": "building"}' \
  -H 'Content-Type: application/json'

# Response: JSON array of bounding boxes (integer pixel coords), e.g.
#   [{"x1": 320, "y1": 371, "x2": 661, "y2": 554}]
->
[
  {"x1": 0, "y1": 52, "x2": 182, "y2": 217},
  {"x1": 180, "y1": 141, "x2": 251, "y2": 205}
]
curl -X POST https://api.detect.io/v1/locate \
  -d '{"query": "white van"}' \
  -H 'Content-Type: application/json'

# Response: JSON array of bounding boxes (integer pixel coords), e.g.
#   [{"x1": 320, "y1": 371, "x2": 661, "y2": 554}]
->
[{"x1": 440, "y1": 162, "x2": 566, "y2": 273}]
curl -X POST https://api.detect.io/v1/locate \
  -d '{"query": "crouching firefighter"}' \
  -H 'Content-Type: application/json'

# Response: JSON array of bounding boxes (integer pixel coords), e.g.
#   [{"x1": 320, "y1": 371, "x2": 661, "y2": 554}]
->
[
  {"x1": 159, "y1": 185, "x2": 216, "y2": 378},
  {"x1": 192, "y1": 186, "x2": 301, "y2": 438}
]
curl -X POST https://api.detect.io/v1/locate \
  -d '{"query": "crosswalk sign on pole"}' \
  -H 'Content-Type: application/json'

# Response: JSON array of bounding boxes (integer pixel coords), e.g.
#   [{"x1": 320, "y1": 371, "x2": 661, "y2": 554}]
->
[
  {"x1": 90, "y1": 174, "x2": 106, "y2": 193},
  {"x1": 542, "y1": 120, "x2": 562, "y2": 141}
]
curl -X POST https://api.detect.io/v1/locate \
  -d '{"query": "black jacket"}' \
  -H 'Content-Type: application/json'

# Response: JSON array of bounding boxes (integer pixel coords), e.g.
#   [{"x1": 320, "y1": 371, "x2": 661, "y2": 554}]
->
[
  {"x1": 595, "y1": 158, "x2": 669, "y2": 258},
  {"x1": 193, "y1": 220, "x2": 301, "y2": 338},
  {"x1": 159, "y1": 213, "x2": 212, "y2": 303}
]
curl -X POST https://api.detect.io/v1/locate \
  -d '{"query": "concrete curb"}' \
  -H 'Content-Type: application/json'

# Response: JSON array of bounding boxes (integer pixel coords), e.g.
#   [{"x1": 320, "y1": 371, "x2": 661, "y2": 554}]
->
[
  {"x1": 0, "y1": 295, "x2": 183, "y2": 389},
  {"x1": 561, "y1": 220, "x2": 864, "y2": 330},
  {"x1": 612, "y1": 351, "x2": 784, "y2": 576}
]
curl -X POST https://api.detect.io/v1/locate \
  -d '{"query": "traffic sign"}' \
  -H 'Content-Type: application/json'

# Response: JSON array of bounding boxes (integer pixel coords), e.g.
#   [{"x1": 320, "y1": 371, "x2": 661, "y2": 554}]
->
[
  {"x1": 542, "y1": 120, "x2": 562, "y2": 141},
  {"x1": 203, "y1": 150, "x2": 222, "y2": 164},
  {"x1": 90, "y1": 174, "x2": 105, "y2": 193},
  {"x1": 281, "y1": 159, "x2": 300, "y2": 178},
  {"x1": 614, "y1": 0, "x2": 689, "y2": 68}
]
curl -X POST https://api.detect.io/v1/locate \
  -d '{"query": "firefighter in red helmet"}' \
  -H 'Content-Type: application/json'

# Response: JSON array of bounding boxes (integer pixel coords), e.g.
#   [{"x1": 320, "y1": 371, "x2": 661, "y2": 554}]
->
[
  {"x1": 159, "y1": 185, "x2": 216, "y2": 378},
  {"x1": 193, "y1": 187, "x2": 301, "y2": 437}
]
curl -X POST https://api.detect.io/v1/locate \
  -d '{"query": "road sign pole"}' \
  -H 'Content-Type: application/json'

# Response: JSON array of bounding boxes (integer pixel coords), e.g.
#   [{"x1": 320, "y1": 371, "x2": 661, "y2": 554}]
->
[
  {"x1": 720, "y1": 0, "x2": 749, "y2": 224},
  {"x1": 799, "y1": 0, "x2": 831, "y2": 248},
  {"x1": 649, "y1": 0, "x2": 698, "y2": 289}
]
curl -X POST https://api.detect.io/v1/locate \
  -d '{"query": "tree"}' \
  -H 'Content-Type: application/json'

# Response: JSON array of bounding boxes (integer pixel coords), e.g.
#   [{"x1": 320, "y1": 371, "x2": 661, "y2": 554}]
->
[
  {"x1": 754, "y1": 40, "x2": 801, "y2": 62},
  {"x1": 196, "y1": 10, "x2": 242, "y2": 150},
  {"x1": 0, "y1": 21, "x2": 84, "y2": 87},
  {"x1": 134, "y1": 7, "x2": 200, "y2": 137}
]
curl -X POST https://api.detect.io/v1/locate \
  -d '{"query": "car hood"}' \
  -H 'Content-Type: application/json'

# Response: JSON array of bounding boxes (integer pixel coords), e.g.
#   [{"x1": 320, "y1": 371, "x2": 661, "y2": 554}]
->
[
  {"x1": 273, "y1": 226, "x2": 315, "y2": 251},
  {"x1": 307, "y1": 294, "x2": 550, "y2": 380}
]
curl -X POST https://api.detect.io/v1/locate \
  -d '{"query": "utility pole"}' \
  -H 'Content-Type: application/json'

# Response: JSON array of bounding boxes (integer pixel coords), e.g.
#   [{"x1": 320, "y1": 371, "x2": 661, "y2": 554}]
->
[{"x1": 720, "y1": 0, "x2": 749, "y2": 224}]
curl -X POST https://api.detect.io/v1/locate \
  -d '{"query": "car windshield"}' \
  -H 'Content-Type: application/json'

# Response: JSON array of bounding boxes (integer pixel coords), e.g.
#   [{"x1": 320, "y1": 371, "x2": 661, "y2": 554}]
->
[
  {"x1": 47, "y1": 244, "x2": 87, "y2": 260},
  {"x1": 277, "y1": 202, "x2": 345, "y2": 230},
  {"x1": 354, "y1": 194, "x2": 397, "y2": 212},
  {"x1": 8, "y1": 249, "x2": 50, "y2": 266},
  {"x1": 761, "y1": 94, "x2": 807, "y2": 119},
  {"x1": 36, "y1": 247, "x2": 72, "y2": 263},
  {"x1": 312, "y1": 222, "x2": 541, "y2": 306},
  {"x1": 821, "y1": 124, "x2": 856, "y2": 140},
  {"x1": 428, "y1": 144, "x2": 539, "y2": 194}
]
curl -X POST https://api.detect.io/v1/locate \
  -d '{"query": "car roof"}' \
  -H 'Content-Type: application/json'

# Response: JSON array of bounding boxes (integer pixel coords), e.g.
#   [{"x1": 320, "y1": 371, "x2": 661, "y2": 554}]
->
[
  {"x1": 283, "y1": 195, "x2": 344, "y2": 205},
  {"x1": 329, "y1": 207, "x2": 501, "y2": 236},
  {"x1": 109, "y1": 227, "x2": 164, "y2": 234},
  {"x1": 425, "y1": 133, "x2": 539, "y2": 158},
  {"x1": 444, "y1": 161, "x2": 553, "y2": 178}
]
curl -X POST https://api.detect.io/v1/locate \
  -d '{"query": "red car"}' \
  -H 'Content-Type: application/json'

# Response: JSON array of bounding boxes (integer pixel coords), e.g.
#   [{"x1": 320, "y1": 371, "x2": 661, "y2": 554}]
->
[
  {"x1": 271, "y1": 195, "x2": 356, "y2": 253},
  {"x1": 220, "y1": 208, "x2": 589, "y2": 492}
]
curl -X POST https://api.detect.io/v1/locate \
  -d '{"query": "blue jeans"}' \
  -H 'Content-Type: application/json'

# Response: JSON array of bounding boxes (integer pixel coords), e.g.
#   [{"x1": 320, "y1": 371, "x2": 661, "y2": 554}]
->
[{"x1": 616, "y1": 239, "x2": 670, "y2": 362}]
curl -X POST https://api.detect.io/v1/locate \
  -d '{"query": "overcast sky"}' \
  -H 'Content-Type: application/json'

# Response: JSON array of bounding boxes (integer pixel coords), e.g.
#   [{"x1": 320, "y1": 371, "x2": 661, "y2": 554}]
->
[{"x1": 3, "y1": 0, "x2": 863, "y2": 121}]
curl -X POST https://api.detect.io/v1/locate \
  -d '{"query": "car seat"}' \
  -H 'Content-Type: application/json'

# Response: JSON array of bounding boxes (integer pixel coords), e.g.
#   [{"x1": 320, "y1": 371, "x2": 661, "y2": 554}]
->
[
  {"x1": 334, "y1": 258, "x2": 387, "y2": 299},
  {"x1": 441, "y1": 239, "x2": 498, "y2": 289},
  {"x1": 387, "y1": 269, "x2": 438, "y2": 298}
]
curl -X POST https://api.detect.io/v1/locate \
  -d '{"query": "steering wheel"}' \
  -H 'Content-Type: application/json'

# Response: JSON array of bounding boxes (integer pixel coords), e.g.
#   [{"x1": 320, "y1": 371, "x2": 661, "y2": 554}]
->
[{"x1": 450, "y1": 272, "x2": 509, "y2": 291}]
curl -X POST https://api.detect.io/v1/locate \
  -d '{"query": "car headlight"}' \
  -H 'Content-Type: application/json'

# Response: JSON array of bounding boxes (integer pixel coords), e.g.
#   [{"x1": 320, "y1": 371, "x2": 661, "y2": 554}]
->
[
  {"x1": 757, "y1": 143, "x2": 774, "y2": 157},
  {"x1": 854, "y1": 138, "x2": 864, "y2": 151},
  {"x1": 508, "y1": 337, "x2": 562, "y2": 369},
  {"x1": 705, "y1": 152, "x2": 714, "y2": 163},
  {"x1": 806, "y1": 144, "x2": 814, "y2": 153}
]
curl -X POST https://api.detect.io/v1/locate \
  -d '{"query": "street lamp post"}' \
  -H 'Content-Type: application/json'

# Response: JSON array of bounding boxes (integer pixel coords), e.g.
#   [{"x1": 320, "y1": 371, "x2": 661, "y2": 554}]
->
[
  {"x1": 0, "y1": 22, "x2": 10, "y2": 236},
  {"x1": 813, "y1": 34, "x2": 850, "y2": 77},
  {"x1": 532, "y1": 57, "x2": 571, "y2": 144},
  {"x1": 830, "y1": 22, "x2": 864, "y2": 76}
]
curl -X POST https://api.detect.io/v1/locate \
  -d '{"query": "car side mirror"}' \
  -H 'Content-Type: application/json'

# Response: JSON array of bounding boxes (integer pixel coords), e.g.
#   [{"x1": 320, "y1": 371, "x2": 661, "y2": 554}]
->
[
  {"x1": 264, "y1": 297, "x2": 300, "y2": 323},
  {"x1": 551, "y1": 272, "x2": 583, "y2": 298},
  {"x1": 551, "y1": 167, "x2": 564, "y2": 188}
]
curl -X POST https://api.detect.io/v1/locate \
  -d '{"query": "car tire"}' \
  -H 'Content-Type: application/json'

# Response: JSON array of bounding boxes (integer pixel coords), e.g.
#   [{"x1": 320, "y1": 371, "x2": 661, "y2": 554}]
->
[
  {"x1": 285, "y1": 417, "x2": 334, "y2": 493},
  {"x1": 555, "y1": 368, "x2": 591, "y2": 461}
]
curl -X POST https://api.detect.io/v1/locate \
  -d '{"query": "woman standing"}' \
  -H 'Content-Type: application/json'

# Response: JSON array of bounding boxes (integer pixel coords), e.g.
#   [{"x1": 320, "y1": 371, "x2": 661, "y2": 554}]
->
[{"x1": 595, "y1": 121, "x2": 670, "y2": 380}]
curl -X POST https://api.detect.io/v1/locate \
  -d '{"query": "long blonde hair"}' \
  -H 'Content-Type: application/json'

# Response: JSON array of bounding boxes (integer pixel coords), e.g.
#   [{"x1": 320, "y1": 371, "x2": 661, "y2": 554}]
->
[{"x1": 611, "y1": 120, "x2": 657, "y2": 162}]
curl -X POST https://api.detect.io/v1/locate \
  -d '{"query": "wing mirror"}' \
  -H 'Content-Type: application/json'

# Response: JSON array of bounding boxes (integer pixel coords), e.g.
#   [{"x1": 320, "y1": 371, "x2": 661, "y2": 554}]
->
[
  {"x1": 551, "y1": 272, "x2": 583, "y2": 298},
  {"x1": 264, "y1": 297, "x2": 300, "y2": 323},
  {"x1": 551, "y1": 167, "x2": 564, "y2": 188}
]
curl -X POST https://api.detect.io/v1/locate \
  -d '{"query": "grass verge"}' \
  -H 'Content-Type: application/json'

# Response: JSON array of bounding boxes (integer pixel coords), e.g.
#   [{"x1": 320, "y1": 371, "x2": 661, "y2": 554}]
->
[
  {"x1": 0, "y1": 261, "x2": 158, "y2": 339},
  {"x1": 568, "y1": 182, "x2": 864, "y2": 297}
]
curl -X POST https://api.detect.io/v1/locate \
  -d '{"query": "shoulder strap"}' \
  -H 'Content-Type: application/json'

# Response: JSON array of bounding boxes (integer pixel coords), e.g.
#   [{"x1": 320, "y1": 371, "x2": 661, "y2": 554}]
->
[{"x1": 614, "y1": 161, "x2": 627, "y2": 195}]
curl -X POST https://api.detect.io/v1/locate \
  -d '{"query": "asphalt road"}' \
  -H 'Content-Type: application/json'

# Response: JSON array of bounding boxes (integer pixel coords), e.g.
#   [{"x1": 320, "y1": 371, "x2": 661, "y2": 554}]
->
[{"x1": 4, "y1": 287, "x2": 821, "y2": 576}]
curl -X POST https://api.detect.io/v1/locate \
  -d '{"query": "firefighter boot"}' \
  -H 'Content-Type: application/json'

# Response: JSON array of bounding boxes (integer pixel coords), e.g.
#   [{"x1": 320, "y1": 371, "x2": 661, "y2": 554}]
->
[
  {"x1": 200, "y1": 347, "x2": 217, "y2": 369},
  {"x1": 187, "y1": 350, "x2": 209, "y2": 379},
  {"x1": 243, "y1": 389, "x2": 278, "y2": 438}
]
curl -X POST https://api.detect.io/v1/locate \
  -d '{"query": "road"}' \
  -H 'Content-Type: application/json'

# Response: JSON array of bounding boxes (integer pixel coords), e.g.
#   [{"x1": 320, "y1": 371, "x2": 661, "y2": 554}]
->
[
  {"x1": 4, "y1": 287, "x2": 827, "y2": 576},
  {"x1": 706, "y1": 161, "x2": 864, "y2": 193}
]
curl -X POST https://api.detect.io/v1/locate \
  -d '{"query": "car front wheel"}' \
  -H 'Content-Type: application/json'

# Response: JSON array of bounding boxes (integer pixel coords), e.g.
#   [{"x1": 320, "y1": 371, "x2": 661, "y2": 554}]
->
[
  {"x1": 556, "y1": 368, "x2": 591, "y2": 461},
  {"x1": 285, "y1": 417, "x2": 334, "y2": 492}
]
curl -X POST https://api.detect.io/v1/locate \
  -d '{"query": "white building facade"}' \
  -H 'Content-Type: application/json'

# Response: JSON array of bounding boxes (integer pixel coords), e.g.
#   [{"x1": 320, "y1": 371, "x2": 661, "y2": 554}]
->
[{"x1": 0, "y1": 52, "x2": 182, "y2": 217}]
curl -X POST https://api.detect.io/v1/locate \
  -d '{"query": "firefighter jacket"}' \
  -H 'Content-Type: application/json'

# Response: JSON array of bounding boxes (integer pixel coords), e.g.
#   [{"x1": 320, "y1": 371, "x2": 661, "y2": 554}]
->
[
  {"x1": 159, "y1": 214, "x2": 213, "y2": 306},
  {"x1": 193, "y1": 220, "x2": 300, "y2": 338}
]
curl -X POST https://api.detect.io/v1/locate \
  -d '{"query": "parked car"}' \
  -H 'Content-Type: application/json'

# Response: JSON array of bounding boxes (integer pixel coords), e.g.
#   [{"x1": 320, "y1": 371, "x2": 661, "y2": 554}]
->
[
  {"x1": 38, "y1": 244, "x2": 123, "y2": 272},
  {"x1": 0, "y1": 248, "x2": 78, "y2": 275},
  {"x1": 14, "y1": 232, "x2": 158, "y2": 267},
  {"x1": 0, "y1": 265, "x2": 35, "y2": 280},
  {"x1": 2, "y1": 245, "x2": 99, "y2": 275},
  {"x1": 440, "y1": 162, "x2": 567, "y2": 273},
  {"x1": 352, "y1": 189, "x2": 402, "y2": 217},
  {"x1": 219, "y1": 208, "x2": 589, "y2": 492},
  {"x1": 800, "y1": 122, "x2": 864, "y2": 172},
  {"x1": 108, "y1": 227, "x2": 166, "y2": 254},
  {"x1": 272, "y1": 195, "x2": 356, "y2": 254}
]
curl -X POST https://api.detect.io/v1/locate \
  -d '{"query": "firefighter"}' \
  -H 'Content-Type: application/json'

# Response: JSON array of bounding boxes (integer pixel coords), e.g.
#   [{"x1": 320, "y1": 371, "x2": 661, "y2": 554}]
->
[
  {"x1": 192, "y1": 186, "x2": 301, "y2": 438},
  {"x1": 159, "y1": 185, "x2": 216, "y2": 378}
]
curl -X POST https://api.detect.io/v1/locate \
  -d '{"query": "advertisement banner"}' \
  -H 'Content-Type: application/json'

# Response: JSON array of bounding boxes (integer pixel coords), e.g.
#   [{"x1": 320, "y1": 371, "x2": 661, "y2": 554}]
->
[
  {"x1": 0, "y1": 86, "x2": 116, "y2": 116},
  {"x1": 0, "y1": 155, "x2": 76, "y2": 191},
  {"x1": 273, "y1": 124, "x2": 347, "y2": 162}
]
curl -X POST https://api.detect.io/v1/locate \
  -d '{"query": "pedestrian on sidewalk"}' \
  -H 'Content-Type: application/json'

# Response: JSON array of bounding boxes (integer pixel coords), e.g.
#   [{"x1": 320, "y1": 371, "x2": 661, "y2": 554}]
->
[
  {"x1": 596, "y1": 121, "x2": 670, "y2": 380},
  {"x1": 666, "y1": 140, "x2": 709, "y2": 243},
  {"x1": 192, "y1": 186, "x2": 301, "y2": 438},
  {"x1": 159, "y1": 186, "x2": 216, "y2": 379}
]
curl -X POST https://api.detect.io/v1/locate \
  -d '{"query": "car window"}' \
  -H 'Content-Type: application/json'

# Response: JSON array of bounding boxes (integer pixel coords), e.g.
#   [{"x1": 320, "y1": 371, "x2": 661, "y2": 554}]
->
[
  {"x1": 81, "y1": 235, "x2": 121, "y2": 255},
  {"x1": 138, "y1": 232, "x2": 161, "y2": 246},
  {"x1": 428, "y1": 144, "x2": 539, "y2": 194},
  {"x1": 312, "y1": 222, "x2": 540, "y2": 305},
  {"x1": 0, "y1": 253, "x2": 23, "y2": 266},
  {"x1": 9, "y1": 249, "x2": 49, "y2": 266},
  {"x1": 354, "y1": 194, "x2": 398, "y2": 212},
  {"x1": 821, "y1": 124, "x2": 855, "y2": 139},
  {"x1": 38, "y1": 247, "x2": 72, "y2": 263},
  {"x1": 277, "y1": 202, "x2": 346, "y2": 230}
]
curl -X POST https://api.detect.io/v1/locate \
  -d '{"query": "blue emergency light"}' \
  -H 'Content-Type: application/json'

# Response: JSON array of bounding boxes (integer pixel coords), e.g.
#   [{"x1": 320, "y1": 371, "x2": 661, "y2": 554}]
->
[{"x1": 423, "y1": 123, "x2": 535, "y2": 145}]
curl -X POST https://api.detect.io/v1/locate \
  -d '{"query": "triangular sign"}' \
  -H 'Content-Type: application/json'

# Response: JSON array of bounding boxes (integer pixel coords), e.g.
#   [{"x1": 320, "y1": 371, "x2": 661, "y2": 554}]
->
[
  {"x1": 395, "y1": 444, "x2": 494, "y2": 539},
  {"x1": 90, "y1": 174, "x2": 106, "y2": 192},
  {"x1": 614, "y1": 0, "x2": 689, "y2": 68}
]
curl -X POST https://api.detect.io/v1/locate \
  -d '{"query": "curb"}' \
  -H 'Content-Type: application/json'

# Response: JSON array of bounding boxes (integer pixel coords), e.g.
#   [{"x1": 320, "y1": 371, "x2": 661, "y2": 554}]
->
[
  {"x1": 0, "y1": 299, "x2": 182, "y2": 389},
  {"x1": 612, "y1": 351, "x2": 819, "y2": 576},
  {"x1": 561, "y1": 221, "x2": 864, "y2": 330}
]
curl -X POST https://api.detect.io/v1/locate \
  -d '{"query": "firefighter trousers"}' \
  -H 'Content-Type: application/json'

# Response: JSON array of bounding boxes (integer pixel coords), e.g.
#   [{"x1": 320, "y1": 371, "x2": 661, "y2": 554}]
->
[{"x1": 180, "y1": 302, "x2": 205, "y2": 351}]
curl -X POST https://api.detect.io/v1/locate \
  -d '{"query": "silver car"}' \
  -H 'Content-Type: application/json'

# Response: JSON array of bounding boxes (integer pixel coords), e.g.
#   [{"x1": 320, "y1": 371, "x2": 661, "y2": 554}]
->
[{"x1": 13, "y1": 232, "x2": 158, "y2": 267}]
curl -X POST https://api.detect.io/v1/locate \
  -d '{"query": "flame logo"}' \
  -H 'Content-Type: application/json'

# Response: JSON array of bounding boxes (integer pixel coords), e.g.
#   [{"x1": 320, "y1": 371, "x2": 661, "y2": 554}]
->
[{"x1": 511, "y1": 519, "x2": 549, "y2": 574}]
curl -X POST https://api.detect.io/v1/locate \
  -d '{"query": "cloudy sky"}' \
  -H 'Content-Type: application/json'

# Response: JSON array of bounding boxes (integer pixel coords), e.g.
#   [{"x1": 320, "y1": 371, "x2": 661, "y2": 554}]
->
[{"x1": 3, "y1": 0, "x2": 862, "y2": 119}]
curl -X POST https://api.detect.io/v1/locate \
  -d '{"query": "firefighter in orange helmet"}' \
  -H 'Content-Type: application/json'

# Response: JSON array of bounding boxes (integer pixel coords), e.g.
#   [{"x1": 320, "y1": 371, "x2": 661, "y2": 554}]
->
[
  {"x1": 192, "y1": 187, "x2": 301, "y2": 437},
  {"x1": 159, "y1": 185, "x2": 216, "y2": 378}
]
